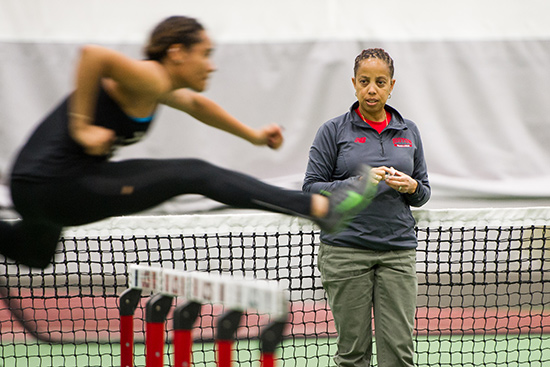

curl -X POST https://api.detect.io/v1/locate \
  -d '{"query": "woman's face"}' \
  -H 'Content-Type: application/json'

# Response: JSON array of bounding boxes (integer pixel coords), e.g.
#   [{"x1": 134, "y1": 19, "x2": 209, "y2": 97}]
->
[
  {"x1": 171, "y1": 30, "x2": 216, "y2": 92},
  {"x1": 352, "y1": 58, "x2": 395, "y2": 120}
]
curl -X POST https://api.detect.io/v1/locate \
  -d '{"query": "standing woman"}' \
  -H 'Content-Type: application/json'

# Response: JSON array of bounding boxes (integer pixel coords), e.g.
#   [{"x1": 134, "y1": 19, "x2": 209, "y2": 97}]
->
[
  {"x1": 0, "y1": 16, "x2": 374, "y2": 269},
  {"x1": 303, "y1": 48, "x2": 430, "y2": 367}
]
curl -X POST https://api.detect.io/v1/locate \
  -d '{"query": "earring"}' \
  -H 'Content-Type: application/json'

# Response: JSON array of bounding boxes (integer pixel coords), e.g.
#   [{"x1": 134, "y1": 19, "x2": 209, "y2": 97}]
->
[{"x1": 388, "y1": 93, "x2": 392, "y2": 99}]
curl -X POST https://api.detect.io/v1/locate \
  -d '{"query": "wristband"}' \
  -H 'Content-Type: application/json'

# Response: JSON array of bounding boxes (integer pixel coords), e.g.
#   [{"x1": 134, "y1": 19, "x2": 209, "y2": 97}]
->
[{"x1": 69, "y1": 112, "x2": 93, "y2": 121}]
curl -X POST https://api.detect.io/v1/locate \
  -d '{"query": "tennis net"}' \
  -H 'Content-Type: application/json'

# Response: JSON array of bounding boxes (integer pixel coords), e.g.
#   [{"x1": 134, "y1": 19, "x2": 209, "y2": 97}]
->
[{"x1": 0, "y1": 207, "x2": 549, "y2": 366}]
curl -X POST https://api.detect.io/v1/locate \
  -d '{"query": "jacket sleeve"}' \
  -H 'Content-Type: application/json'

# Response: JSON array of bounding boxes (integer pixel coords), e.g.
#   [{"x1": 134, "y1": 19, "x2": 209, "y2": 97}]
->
[
  {"x1": 302, "y1": 121, "x2": 357, "y2": 194},
  {"x1": 404, "y1": 124, "x2": 431, "y2": 207}
]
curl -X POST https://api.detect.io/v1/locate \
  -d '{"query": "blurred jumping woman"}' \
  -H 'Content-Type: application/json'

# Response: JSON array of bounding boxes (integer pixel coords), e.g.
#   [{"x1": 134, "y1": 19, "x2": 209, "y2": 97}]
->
[{"x1": 0, "y1": 16, "x2": 374, "y2": 269}]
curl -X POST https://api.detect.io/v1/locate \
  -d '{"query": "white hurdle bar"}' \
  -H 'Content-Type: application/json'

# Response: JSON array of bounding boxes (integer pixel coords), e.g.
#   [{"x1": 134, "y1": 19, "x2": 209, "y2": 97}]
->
[{"x1": 128, "y1": 264, "x2": 289, "y2": 319}]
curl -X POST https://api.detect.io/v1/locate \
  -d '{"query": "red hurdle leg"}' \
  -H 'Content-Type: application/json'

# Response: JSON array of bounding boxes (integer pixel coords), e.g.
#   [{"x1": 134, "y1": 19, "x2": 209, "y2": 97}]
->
[
  {"x1": 145, "y1": 294, "x2": 173, "y2": 367},
  {"x1": 173, "y1": 301, "x2": 202, "y2": 367},
  {"x1": 215, "y1": 310, "x2": 243, "y2": 367},
  {"x1": 119, "y1": 288, "x2": 142, "y2": 367},
  {"x1": 260, "y1": 353, "x2": 275, "y2": 367},
  {"x1": 259, "y1": 320, "x2": 287, "y2": 367}
]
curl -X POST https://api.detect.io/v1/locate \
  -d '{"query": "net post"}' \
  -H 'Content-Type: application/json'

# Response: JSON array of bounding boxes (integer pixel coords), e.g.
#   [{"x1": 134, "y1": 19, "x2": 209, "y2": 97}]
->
[
  {"x1": 259, "y1": 319, "x2": 287, "y2": 367},
  {"x1": 216, "y1": 310, "x2": 243, "y2": 367},
  {"x1": 173, "y1": 301, "x2": 202, "y2": 367},
  {"x1": 119, "y1": 288, "x2": 142, "y2": 367},
  {"x1": 145, "y1": 294, "x2": 173, "y2": 367}
]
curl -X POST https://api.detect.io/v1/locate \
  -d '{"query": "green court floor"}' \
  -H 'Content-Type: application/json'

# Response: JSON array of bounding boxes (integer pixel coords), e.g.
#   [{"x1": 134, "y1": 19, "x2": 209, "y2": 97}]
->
[{"x1": 2, "y1": 334, "x2": 549, "y2": 367}]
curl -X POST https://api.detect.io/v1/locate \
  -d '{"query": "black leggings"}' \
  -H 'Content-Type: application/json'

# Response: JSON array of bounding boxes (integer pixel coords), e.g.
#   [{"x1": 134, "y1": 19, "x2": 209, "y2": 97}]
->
[{"x1": 1, "y1": 158, "x2": 312, "y2": 268}]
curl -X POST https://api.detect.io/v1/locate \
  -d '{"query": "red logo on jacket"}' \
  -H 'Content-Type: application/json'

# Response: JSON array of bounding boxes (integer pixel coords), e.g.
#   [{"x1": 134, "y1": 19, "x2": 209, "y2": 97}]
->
[
  {"x1": 355, "y1": 137, "x2": 366, "y2": 143},
  {"x1": 393, "y1": 138, "x2": 412, "y2": 147}
]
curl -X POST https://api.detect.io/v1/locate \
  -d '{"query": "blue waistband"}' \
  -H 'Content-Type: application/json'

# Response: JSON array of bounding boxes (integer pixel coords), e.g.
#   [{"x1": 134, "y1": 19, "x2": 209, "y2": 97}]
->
[{"x1": 130, "y1": 114, "x2": 154, "y2": 123}]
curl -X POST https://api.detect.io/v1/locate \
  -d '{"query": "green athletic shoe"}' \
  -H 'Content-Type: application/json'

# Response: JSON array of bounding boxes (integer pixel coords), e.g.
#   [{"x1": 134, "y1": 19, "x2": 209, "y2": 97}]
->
[{"x1": 315, "y1": 165, "x2": 378, "y2": 233}]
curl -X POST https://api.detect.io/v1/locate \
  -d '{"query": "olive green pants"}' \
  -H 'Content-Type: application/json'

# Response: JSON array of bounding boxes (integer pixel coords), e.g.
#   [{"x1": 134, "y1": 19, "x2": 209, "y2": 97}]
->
[{"x1": 318, "y1": 243, "x2": 417, "y2": 367}]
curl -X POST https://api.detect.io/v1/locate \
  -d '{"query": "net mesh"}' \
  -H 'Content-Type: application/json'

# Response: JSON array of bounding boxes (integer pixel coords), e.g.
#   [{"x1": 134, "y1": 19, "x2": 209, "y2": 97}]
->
[{"x1": 1, "y1": 207, "x2": 549, "y2": 366}]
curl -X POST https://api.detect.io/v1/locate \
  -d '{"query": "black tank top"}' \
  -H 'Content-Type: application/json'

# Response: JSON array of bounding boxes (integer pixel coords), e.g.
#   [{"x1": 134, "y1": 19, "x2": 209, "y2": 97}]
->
[{"x1": 10, "y1": 86, "x2": 156, "y2": 182}]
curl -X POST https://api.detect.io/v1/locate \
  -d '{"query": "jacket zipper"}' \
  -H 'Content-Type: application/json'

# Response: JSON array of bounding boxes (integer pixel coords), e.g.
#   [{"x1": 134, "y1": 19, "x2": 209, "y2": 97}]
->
[{"x1": 379, "y1": 134, "x2": 385, "y2": 157}]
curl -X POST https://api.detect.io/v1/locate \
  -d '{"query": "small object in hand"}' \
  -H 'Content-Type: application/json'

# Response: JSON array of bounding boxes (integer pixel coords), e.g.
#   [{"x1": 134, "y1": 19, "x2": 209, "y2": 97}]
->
[{"x1": 385, "y1": 167, "x2": 397, "y2": 179}]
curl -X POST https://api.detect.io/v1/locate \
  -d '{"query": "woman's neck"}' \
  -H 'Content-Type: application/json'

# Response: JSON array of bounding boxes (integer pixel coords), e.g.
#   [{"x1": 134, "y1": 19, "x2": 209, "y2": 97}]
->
[{"x1": 357, "y1": 107, "x2": 387, "y2": 122}]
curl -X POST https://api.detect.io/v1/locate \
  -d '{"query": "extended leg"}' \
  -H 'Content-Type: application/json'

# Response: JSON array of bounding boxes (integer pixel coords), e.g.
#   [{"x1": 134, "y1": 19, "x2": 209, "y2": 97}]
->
[{"x1": 34, "y1": 159, "x2": 313, "y2": 225}]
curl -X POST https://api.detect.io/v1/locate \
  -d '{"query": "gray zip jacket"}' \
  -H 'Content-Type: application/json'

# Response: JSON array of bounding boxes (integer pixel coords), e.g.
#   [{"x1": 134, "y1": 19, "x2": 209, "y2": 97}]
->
[{"x1": 303, "y1": 102, "x2": 430, "y2": 250}]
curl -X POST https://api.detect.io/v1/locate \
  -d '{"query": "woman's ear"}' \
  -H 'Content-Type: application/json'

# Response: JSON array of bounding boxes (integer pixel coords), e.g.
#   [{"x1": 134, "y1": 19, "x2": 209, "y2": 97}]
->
[
  {"x1": 390, "y1": 79, "x2": 396, "y2": 93},
  {"x1": 167, "y1": 44, "x2": 185, "y2": 64}
]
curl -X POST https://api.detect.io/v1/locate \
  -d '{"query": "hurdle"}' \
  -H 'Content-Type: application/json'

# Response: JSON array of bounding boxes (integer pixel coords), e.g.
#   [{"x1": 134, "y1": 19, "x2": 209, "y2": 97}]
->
[{"x1": 119, "y1": 265, "x2": 289, "y2": 367}]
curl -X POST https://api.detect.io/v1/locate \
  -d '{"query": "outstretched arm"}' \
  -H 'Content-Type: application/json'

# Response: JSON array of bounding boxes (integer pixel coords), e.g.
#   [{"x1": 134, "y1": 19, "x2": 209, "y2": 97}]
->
[{"x1": 161, "y1": 89, "x2": 283, "y2": 149}]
